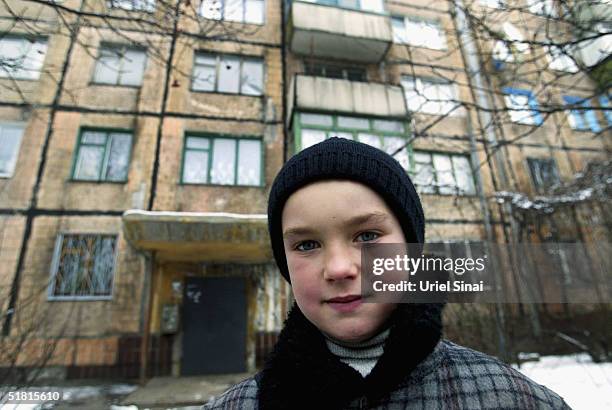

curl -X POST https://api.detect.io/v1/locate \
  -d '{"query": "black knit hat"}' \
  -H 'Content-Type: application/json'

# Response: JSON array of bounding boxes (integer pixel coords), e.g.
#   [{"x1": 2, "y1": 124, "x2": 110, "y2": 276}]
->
[{"x1": 268, "y1": 137, "x2": 425, "y2": 282}]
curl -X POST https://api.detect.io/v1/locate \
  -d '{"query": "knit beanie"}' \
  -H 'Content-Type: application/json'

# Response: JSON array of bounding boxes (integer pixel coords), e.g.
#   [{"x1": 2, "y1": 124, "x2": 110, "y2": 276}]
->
[{"x1": 267, "y1": 137, "x2": 425, "y2": 282}]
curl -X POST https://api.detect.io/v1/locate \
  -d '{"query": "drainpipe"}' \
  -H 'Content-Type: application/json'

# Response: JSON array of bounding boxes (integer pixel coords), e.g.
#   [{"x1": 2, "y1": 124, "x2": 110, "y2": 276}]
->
[{"x1": 452, "y1": 0, "x2": 509, "y2": 362}]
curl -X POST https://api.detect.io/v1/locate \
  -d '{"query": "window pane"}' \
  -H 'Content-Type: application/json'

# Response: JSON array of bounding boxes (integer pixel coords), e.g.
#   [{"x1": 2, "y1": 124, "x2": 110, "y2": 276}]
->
[
  {"x1": 119, "y1": 49, "x2": 146, "y2": 86},
  {"x1": 193, "y1": 54, "x2": 217, "y2": 91},
  {"x1": 338, "y1": 116, "x2": 369, "y2": 129},
  {"x1": 200, "y1": 0, "x2": 222, "y2": 19},
  {"x1": 210, "y1": 138, "x2": 236, "y2": 184},
  {"x1": 301, "y1": 129, "x2": 326, "y2": 149},
  {"x1": 218, "y1": 55, "x2": 240, "y2": 93},
  {"x1": 392, "y1": 17, "x2": 408, "y2": 43},
  {"x1": 452, "y1": 156, "x2": 475, "y2": 195},
  {"x1": 237, "y1": 139, "x2": 261, "y2": 185},
  {"x1": 338, "y1": 0, "x2": 358, "y2": 9},
  {"x1": 183, "y1": 150, "x2": 209, "y2": 183},
  {"x1": 373, "y1": 120, "x2": 404, "y2": 133},
  {"x1": 241, "y1": 59, "x2": 263, "y2": 95},
  {"x1": 225, "y1": 0, "x2": 244, "y2": 21},
  {"x1": 91, "y1": 236, "x2": 116, "y2": 295},
  {"x1": 82, "y1": 131, "x2": 107, "y2": 145},
  {"x1": 433, "y1": 154, "x2": 455, "y2": 194},
  {"x1": 382, "y1": 136, "x2": 410, "y2": 170},
  {"x1": 413, "y1": 153, "x2": 435, "y2": 193},
  {"x1": 94, "y1": 49, "x2": 120, "y2": 84},
  {"x1": 360, "y1": 0, "x2": 384, "y2": 13},
  {"x1": 357, "y1": 133, "x2": 381, "y2": 149},
  {"x1": 74, "y1": 146, "x2": 104, "y2": 180},
  {"x1": 300, "y1": 113, "x2": 333, "y2": 126},
  {"x1": 105, "y1": 133, "x2": 131, "y2": 181},
  {"x1": 186, "y1": 136, "x2": 210, "y2": 149},
  {"x1": 0, "y1": 37, "x2": 47, "y2": 79},
  {"x1": 245, "y1": 0, "x2": 264, "y2": 24},
  {"x1": 0, "y1": 124, "x2": 25, "y2": 176}
]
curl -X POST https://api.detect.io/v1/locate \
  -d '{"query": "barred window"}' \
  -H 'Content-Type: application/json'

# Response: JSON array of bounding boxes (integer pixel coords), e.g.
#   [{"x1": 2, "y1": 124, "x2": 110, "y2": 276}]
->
[{"x1": 49, "y1": 234, "x2": 118, "y2": 299}]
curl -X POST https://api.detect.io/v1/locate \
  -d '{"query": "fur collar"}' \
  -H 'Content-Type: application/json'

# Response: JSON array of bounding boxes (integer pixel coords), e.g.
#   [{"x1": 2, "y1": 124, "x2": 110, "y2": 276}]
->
[{"x1": 258, "y1": 303, "x2": 444, "y2": 409}]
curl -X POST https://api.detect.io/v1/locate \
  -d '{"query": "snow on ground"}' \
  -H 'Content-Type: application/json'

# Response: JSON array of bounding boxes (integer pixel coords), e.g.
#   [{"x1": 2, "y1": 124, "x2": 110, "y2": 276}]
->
[
  {"x1": 514, "y1": 353, "x2": 612, "y2": 410},
  {"x1": 2, "y1": 356, "x2": 611, "y2": 409}
]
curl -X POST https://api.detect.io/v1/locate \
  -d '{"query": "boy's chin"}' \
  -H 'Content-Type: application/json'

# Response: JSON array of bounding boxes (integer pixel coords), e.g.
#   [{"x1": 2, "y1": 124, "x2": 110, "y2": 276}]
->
[{"x1": 323, "y1": 324, "x2": 382, "y2": 344}]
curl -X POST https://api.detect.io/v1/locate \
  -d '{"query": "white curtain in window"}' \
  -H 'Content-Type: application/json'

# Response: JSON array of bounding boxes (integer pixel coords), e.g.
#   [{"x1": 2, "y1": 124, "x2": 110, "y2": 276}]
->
[
  {"x1": 413, "y1": 152, "x2": 435, "y2": 193},
  {"x1": 193, "y1": 54, "x2": 217, "y2": 91},
  {"x1": 301, "y1": 129, "x2": 326, "y2": 149},
  {"x1": 94, "y1": 48, "x2": 121, "y2": 84},
  {"x1": 241, "y1": 59, "x2": 263, "y2": 95},
  {"x1": 433, "y1": 154, "x2": 455, "y2": 194},
  {"x1": 210, "y1": 138, "x2": 236, "y2": 184},
  {"x1": 245, "y1": 0, "x2": 264, "y2": 24},
  {"x1": 404, "y1": 18, "x2": 446, "y2": 50},
  {"x1": 183, "y1": 150, "x2": 209, "y2": 183},
  {"x1": 218, "y1": 55, "x2": 240, "y2": 93},
  {"x1": 452, "y1": 156, "x2": 475, "y2": 195},
  {"x1": 120, "y1": 49, "x2": 146, "y2": 86},
  {"x1": 382, "y1": 136, "x2": 410, "y2": 171},
  {"x1": 105, "y1": 133, "x2": 131, "y2": 181},
  {"x1": 360, "y1": 0, "x2": 384, "y2": 13},
  {"x1": 0, "y1": 37, "x2": 48, "y2": 79},
  {"x1": 225, "y1": 0, "x2": 244, "y2": 21},
  {"x1": 200, "y1": 0, "x2": 223, "y2": 19},
  {"x1": 75, "y1": 145, "x2": 104, "y2": 180},
  {"x1": 0, "y1": 123, "x2": 25, "y2": 176},
  {"x1": 237, "y1": 139, "x2": 261, "y2": 185}
]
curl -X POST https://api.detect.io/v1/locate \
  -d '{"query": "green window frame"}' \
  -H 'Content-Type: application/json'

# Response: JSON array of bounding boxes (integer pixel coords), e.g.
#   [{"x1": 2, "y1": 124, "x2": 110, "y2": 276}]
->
[
  {"x1": 293, "y1": 112, "x2": 411, "y2": 171},
  {"x1": 71, "y1": 128, "x2": 133, "y2": 182},
  {"x1": 180, "y1": 134, "x2": 264, "y2": 187},
  {"x1": 410, "y1": 151, "x2": 476, "y2": 196}
]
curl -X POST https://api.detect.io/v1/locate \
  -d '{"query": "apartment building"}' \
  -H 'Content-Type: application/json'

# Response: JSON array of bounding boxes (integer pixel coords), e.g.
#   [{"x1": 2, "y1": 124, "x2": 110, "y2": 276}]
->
[{"x1": 0, "y1": 0, "x2": 609, "y2": 379}]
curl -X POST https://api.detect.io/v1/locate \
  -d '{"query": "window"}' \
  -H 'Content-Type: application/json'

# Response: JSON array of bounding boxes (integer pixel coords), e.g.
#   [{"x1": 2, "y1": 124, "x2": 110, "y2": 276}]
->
[
  {"x1": 401, "y1": 77, "x2": 459, "y2": 116},
  {"x1": 192, "y1": 53, "x2": 264, "y2": 96},
  {"x1": 526, "y1": 0, "x2": 556, "y2": 17},
  {"x1": 72, "y1": 130, "x2": 132, "y2": 182},
  {"x1": 0, "y1": 36, "x2": 48, "y2": 80},
  {"x1": 527, "y1": 157, "x2": 559, "y2": 193},
  {"x1": 296, "y1": 113, "x2": 410, "y2": 170},
  {"x1": 599, "y1": 94, "x2": 612, "y2": 126},
  {"x1": 546, "y1": 45, "x2": 578, "y2": 73},
  {"x1": 479, "y1": 0, "x2": 505, "y2": 8},
  {"x1": 298, "y1": 0, "x2": 384, "y2": 13},
  {"x1": 563, "y1": 95, "x2": 601, "y2": 132},
  {"x1": 108, "y1": 0, "x2": 156, "y2": 12},
  {"x1": 200, "y1": 0, "x2": 264, "y2": 24},
  {"x1": 181, "y1": 135, "x2": 262, "y2": 186},
  {"x1": 411, "y1": 151, "x2": 476, "y2": 195},
  {"x1": 502, "y1": 87, "x2": 543, "y2": 125},
  {"x1": 93, "y1": 46, "x2": 147, "y2": 86},
  {"x1": 304, "y1": 62, "x2": 367, "y2": 82},
  {"x1": 0, "y1": 123, "x2": 25, "y2": 178},
  {"x1": 49, "y1": 234, "x2": 117, "y2": 299},
  {"x1": 392, "y1": 16, "x2": 446, "y2": 50},
  {"x1": 492, "y1": 22, "x2": 529, "y2": 67}
]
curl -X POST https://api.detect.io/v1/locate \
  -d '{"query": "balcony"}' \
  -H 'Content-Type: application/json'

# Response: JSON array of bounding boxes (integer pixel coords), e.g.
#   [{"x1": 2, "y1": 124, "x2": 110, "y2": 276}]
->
[
  {"x1": 288, "y1": 0, "x2": 393, "y2": 63},
  {"x1": 287, "y1": 75, "x2": 407, "y2": 122}
]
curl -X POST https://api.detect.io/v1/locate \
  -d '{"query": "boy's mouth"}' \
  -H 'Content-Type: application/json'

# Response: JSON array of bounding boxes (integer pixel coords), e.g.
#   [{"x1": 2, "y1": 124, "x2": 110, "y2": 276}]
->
[{"x1": 326, "y1": 295, "x2": 363, "y2": 312}]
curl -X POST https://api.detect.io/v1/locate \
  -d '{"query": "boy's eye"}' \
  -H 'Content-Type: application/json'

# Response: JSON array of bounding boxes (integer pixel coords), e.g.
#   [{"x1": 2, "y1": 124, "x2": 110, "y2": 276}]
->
[
  {"x1": 296, "y1": 240, "x2": 319, "y2": 252},
  {"x1": 356, "y1": 231, "x2": 380, "y2": 242}
]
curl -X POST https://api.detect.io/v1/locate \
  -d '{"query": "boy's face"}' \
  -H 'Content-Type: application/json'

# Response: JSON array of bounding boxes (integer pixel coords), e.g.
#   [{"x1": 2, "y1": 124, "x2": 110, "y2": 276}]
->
[{"x1": 282, "y1": 180, "x2": 403, "y2": 343}]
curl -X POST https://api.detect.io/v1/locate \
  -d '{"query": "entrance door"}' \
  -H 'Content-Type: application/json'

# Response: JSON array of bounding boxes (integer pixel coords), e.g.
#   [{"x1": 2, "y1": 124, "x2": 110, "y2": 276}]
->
[{"x1": 181, "y1": 276, "x2": 247, "y2": 375}]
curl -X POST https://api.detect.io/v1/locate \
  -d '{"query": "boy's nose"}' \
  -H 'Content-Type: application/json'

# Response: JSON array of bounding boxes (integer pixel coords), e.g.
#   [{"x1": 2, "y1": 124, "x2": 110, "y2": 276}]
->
[{"x1": 323, "y1": 244, "x2": 359, "y2": 281}]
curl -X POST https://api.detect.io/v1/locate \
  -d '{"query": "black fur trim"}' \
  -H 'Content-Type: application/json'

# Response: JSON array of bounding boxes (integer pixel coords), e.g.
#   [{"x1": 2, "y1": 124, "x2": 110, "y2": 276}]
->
[{"x1": 258, "y1": 303, "x2": 444, "y2": 409}]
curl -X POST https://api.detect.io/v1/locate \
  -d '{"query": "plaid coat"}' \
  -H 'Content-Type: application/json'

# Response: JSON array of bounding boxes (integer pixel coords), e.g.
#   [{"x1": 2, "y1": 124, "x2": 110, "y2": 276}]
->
[{"x1": 203, "y1": 305, "x2": 570, "y2": 410}]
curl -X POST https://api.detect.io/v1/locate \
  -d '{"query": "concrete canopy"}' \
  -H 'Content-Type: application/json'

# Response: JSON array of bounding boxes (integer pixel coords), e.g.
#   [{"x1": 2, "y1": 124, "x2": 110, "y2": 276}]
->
[{"x1": 122, "y1": 210, "x2": 272, "y2": 262}]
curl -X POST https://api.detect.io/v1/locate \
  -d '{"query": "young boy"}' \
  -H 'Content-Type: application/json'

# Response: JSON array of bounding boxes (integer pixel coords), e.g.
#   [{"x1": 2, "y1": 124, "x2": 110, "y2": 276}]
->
[{"x1": 203, "y1": 137, "x2": 571, "y2": 409}]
